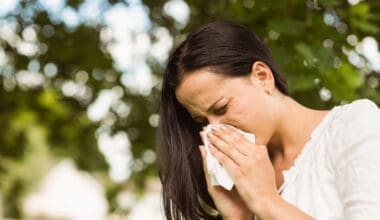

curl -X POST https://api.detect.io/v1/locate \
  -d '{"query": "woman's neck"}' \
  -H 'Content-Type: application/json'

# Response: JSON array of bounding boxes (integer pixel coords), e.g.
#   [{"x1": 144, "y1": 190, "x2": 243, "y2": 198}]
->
[{"x1": 267, "y1": 96, "x2": 330, "y2": 165}]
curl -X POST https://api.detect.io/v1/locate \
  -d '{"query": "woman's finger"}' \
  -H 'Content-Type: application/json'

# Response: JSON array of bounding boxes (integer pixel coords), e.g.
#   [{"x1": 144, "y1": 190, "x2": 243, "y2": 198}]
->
[
  {"x1": 200, "y1": 131, "x2": 207, "y2": 144},
  {"x1": 199, "y1": 145, "x2": 212, "y2": 187},
  {"x1": 208, "y1": 131, "x2": 245, "y2": 164},
  {"x1": 211, "y1": 126, "x2": 252, "y2": 156},
  {"x1": 209, "y1": 144, "x2": 242, "y2": 180}
]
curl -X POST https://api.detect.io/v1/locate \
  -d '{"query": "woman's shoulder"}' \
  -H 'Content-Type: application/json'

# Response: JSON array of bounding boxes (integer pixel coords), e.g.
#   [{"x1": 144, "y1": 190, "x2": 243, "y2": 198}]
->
[
  {"x1": 321, "y1": 98, "x2": 379, "y2": 139},
  {"x1": 325, "y1": 99, "x2": 380, "y2": 167},
  {"x1": 337, "y1": 98, "x2": 379, "y2": 116},
  {"x1": 327, "y1": 98, "x2": 380, "y2": 160},
  {"x1": 331, "y1": 98, "x2": 380, "y2": 127}
]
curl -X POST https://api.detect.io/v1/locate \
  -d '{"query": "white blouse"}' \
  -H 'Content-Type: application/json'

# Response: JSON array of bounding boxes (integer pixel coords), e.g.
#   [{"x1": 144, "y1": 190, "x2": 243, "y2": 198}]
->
[{"x1": 278, "y1": 99, "x2": 380, "y2": 219}]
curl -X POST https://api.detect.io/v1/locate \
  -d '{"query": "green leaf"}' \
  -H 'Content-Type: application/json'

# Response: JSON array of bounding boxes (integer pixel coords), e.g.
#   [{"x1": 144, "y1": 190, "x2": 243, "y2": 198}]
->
[
  {"x1": 351, "y1": 19, "x2": 379, "y2": 33},
  {"x1": 318, "y1": 0, "x2": 341, "y2": 7},
  {"x1": 349, "y1": 3, "x2": 370, "y2": 19},
  {"x1": 295, "y1": 43, "x2": 317, "y2": 66},
  {"x1": 268, "y1": 18, "x2": 304, "y2": 36}
]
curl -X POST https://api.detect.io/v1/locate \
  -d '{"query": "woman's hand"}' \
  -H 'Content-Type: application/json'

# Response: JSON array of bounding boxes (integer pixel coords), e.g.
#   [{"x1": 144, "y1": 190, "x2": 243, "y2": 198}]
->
[
  {"x1": 206, "y1": 125, "x2": 278, "y2": 215},
  {"x1": 199, "y1": 144, "x2": 253, "y2": 220}
]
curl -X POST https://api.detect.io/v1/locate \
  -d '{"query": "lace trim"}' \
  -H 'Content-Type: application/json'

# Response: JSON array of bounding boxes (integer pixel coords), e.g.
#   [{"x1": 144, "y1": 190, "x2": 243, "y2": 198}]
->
[{"x1": 278, "y1": 105, "x2": 341, "y2": 194}]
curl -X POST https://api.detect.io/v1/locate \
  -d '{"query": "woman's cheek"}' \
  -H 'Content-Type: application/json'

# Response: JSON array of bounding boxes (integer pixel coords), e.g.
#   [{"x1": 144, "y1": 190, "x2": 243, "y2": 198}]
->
[{"x1": 225, "y1": 109, "x2": 246, "y2": 128}]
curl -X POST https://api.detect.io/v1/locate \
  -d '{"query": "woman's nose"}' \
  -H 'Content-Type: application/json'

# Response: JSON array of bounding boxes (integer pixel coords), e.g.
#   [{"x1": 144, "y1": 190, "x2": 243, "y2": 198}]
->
[{"x1": 207, "y1": 115, "x2": 222, "y2": 125}]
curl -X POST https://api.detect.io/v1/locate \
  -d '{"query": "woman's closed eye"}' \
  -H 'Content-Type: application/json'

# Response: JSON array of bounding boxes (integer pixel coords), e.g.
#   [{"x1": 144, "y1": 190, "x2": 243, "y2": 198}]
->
[{"x1": 213, "y1": 104, "x2": 228, "y2": 115}]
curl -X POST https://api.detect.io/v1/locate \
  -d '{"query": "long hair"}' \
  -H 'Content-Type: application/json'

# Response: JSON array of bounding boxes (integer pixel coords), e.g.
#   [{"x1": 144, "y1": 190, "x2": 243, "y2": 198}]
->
[{"x1": 157, "y1": 21, "x2": 289, "y2": 220}]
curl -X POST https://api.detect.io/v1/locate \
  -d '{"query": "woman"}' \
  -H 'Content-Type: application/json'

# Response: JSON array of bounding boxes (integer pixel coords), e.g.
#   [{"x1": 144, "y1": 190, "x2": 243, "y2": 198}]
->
[{"x1": 157, "y1": 21, "x2": 380, "y2": 219}]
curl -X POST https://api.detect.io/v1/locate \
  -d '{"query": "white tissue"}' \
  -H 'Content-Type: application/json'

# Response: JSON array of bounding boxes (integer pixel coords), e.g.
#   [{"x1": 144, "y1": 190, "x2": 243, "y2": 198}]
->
[{"x1": 202, "y1": 124, "x2": 255, "y2": 190}]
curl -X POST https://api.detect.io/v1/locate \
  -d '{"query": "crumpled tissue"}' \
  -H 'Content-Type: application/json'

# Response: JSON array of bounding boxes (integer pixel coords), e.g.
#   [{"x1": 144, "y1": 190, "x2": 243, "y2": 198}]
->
[{"x1": 202, "y1": 124, "x2": 255, "y2": 190}]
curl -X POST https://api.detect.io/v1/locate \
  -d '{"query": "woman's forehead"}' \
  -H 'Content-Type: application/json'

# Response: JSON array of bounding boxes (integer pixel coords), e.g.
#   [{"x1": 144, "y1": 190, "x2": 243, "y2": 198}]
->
[{"x1": 175, "y1": 70, "x2": 226, "y2": 112}]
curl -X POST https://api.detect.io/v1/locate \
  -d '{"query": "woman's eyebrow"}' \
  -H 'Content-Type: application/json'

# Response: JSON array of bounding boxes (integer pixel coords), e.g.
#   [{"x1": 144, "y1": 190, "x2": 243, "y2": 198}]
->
[{"x1": 189, "y1": 97, "x2": 225, "y2": 120}]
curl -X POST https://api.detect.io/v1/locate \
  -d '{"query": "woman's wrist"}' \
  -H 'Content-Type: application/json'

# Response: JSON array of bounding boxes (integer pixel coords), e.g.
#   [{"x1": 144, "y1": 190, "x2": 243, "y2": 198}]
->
[
  {"x1": 248, "y1": 193, "x2": 281, "y2": 219},
  {"x1": 251, "y1": 193, "x2": 314, "y2": 220},
  {"x1": 223, "y1": 214, "x2": 252, "y2": 220},
  {"x1": 221, "y1": 209, "x2": 254, "y2": 220},
  {"x1": 222, "y1": 210, "x2": 252, "y2": 220}
]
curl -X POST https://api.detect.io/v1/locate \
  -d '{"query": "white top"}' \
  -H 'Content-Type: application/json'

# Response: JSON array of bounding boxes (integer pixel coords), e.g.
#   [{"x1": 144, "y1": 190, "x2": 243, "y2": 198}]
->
[{"x1": 278, "y1": 99, "x2": 380, "y2": 219}]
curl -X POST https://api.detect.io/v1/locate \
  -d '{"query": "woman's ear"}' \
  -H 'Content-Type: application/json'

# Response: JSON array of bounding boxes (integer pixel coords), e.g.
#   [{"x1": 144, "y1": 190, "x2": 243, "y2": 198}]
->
[{"x1": 249, "y1": 61, "x2": 275, "y2": 95}]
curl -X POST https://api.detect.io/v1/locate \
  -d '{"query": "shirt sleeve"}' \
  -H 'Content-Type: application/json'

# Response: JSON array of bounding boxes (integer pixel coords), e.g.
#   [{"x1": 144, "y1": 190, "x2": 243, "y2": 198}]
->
[{"x1": 332, "y1": 99, "x2": 380, "y2": 220}]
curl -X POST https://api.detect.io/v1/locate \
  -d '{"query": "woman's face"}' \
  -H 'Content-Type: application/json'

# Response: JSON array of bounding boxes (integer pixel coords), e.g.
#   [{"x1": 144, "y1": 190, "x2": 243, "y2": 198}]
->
[{"x1": 175, "y1": 62, "x2": 279, "y2": 145}]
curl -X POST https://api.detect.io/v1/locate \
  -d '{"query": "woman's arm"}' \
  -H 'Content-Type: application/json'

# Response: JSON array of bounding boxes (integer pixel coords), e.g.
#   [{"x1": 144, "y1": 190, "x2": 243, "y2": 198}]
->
[
  {"x1": 207, "y1": 126, "x2": 314, "y2": 220},
  {"x1": 253, "y1": 193, "x2": 313, "y2": 220},
  {"x1": 331, "y1": 100, "x2": 380, "y2": 219}
]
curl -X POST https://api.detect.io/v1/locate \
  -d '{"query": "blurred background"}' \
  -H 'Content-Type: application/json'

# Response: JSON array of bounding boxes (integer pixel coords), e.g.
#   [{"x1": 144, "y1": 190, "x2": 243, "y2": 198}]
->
[{"x1": 0, "y1": 0, "x2": 379, "y2": 219}]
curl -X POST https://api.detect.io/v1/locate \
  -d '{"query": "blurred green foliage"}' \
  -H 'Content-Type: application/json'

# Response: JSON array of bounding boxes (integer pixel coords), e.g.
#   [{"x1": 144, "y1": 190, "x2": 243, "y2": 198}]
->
[{"x1": 0, "y1": 0, "x2": 379, "y2": 218}]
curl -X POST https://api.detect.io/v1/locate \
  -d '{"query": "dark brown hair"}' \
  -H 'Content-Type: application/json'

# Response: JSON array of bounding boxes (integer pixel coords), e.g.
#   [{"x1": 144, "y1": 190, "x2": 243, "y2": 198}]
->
[{"x1": 157, "y1": 21, "x2": 289, "y2": 220}]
